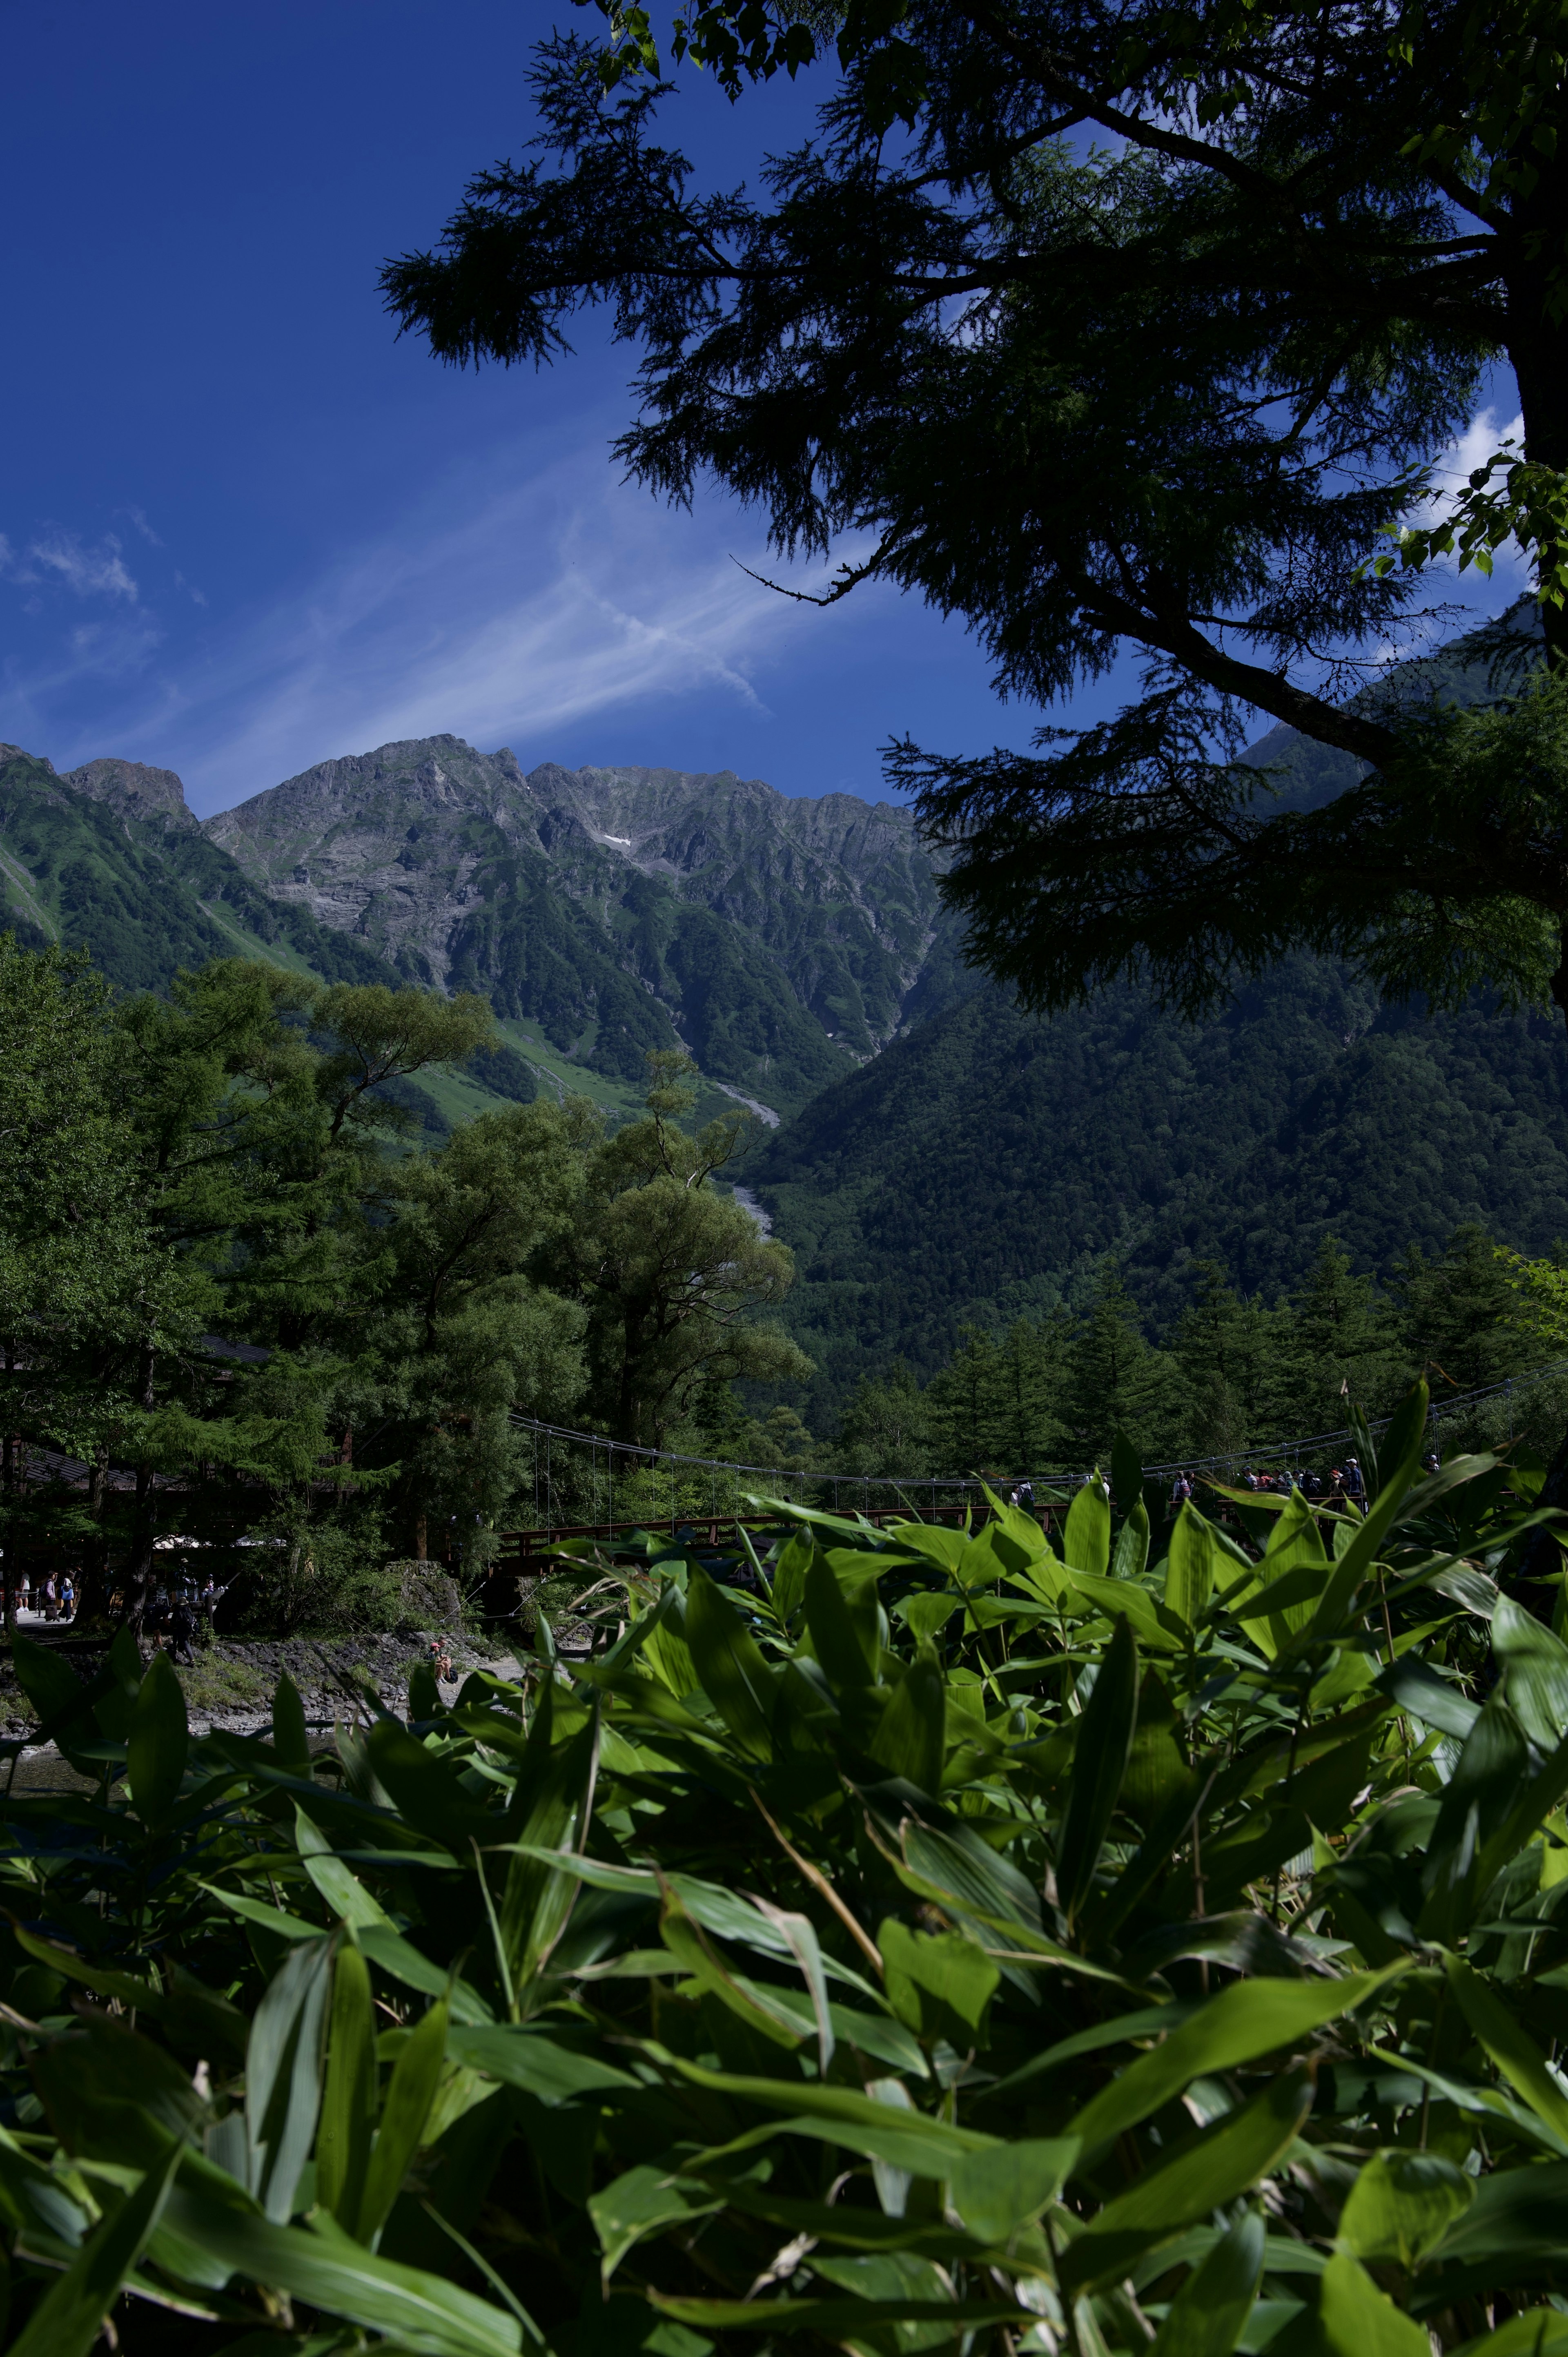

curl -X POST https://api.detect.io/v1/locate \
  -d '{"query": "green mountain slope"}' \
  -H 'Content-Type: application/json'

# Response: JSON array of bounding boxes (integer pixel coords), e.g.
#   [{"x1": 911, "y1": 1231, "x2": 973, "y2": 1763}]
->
[
  {"x1": 756, "y1": 961, "x2": 1568, "y2": 1417},
  {"x1": 0, "y1": 746, "x2": 406, "y2": 995}
]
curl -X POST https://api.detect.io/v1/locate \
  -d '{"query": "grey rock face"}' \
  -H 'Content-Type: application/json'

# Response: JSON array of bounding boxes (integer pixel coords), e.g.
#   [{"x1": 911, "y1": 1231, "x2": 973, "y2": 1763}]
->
[{"x1": 61, "y1": 757, "x2": 196, "y2": 834}]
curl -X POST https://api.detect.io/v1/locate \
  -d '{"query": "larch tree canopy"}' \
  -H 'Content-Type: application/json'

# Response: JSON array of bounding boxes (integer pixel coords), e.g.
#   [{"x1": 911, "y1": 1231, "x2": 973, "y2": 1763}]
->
[{"x1": 382, "y1": 0, "x2": 1568, "y2": 1028}]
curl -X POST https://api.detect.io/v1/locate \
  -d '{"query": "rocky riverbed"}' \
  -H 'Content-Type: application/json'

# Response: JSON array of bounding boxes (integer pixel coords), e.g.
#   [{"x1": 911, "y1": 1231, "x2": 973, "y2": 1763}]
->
[{"x1": 0, "y1": 1630, "x2": 524, "y2": 1787}]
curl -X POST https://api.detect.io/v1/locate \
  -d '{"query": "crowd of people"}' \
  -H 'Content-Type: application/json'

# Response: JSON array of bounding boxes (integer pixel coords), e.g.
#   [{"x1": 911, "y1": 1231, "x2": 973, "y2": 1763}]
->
[
  {"x1": 14, "y1": 1567, "x2": 222, "y2": 1660},
  {"x1": 1168, "y1": 1451, "x2": 1442, "y2": 1506}
]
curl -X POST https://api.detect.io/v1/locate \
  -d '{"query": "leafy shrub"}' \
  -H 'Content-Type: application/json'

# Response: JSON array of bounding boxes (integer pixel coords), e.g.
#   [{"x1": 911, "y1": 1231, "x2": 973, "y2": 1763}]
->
[{"x1": 2, "y1": 1384, "x2": 1566, "y2": 2356}]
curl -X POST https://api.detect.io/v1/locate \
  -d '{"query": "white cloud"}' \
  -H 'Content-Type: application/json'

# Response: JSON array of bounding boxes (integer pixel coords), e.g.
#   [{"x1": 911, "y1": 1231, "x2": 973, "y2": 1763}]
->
[
  {"x1": 26, "y1": 529, "x2": 139, "y2": 602},
  {"x1": 78, "y1": 437, "x2": 884, "y2": 809},
  {"x1": 1420, "y1": 404, "x2": 1531, "y2": 593},
  {"x1": 125, "y1": 506, "x2": 163, "y2": 548}
]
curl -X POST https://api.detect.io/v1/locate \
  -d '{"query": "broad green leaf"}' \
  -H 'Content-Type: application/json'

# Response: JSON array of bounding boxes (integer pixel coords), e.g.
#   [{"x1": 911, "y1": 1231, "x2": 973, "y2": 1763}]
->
[
  {"x1": 1338, "y1": 2149, "x2": 1472, "y2": 2268},
  {"x1": 1122, "y1": 1670, "x2": 1188, "y2": 1827},
  {"x1": 359, "y1": 1994, "x2": 450, "y2": 2244},
  {"x1": 649, "y1": 2049, "x2": 995, "y2": 2168},
  {"x1": 408, "y1": 1658, "x2": 443, "y2": 1722},
  {"x1": 498, "y1": 1709, "x2": 601, "y2": 2000},
  {"x1": 1225, "y1": 1489, "x2": 1330, "y2": 1656},
  {"x1": 1373, "y1": 1653, "x2": 1478, "y2": 1739},
  {"x1": 126, "y1": 1649, "x2": 188, "y2": 1828},
  {"x1": 160, "y1": 2178, "x2": 522, "y2": 2357},
  {"x1": 1380, "y1": 1381, "x2": 1432, "y2": 1493},
  {"x1": 1457, "y1": 2319, "x2": 1568, "y2": 2355},
  {"x1": 1067, "y1": 1570, "x2": 1185, "y2": 1652},
  {"x1": 645, "y1": 2290, "x2": 1033, "y2": 2337},
  {"x1": 1421, "y1": 1699, "x2": 1533, "y2": 1941},
  {"x1": 318, "y1": 1941, "x2": 376, "y2": 2236},
  {"x1": 686, "y1": 1566, "x2": 777, "y2": 1754},
  {"x1": 1493, "y1": 1595, "x2": 1568, "y2": 1751},
  {"x1": 898, "y1": 1590, "x2": 957, "y2": 1642},
  {"x1": 1163, "y1": 1503, "x2": 1213, "y2": 1623},
  {"x1": 659, "y1": 1887, "x2": 804, "y2": 2049},
  {"x1": 93, "y1": 1626, "x2": 143, "y2": 1742},
  {"x1": 363, "y1": 1718, "x2": 495, "y2": 1854},
  {"x1": 768, "y1": 1526, "x2": 813, "y2": 1621},
  {"x1": 1310, "y1": 2248, "x2": 1430, "y2": 2357},
  {"x1": 640, "y1": 1599, "x2": 699, "y2": 1699},
  {"x1": 588, "y1": 2163, "x2": 724, "y2": 2287},
  {"x1": 1149, "y1": 2207, "x2": 1263, "y2": 2357},
  {"x1": 1056, "y1": 1614, "x2": 1138, "y2": 1923},
  {"x1": 296, "y1": 1806, "x2": 393, "y2": 1930},
  {"x1": 445, "y1": 2025, "x2": 639, "y2": 2105},
  {"x1": 978, "y1": 1484, "x2": 1056, "y2": 1568},
  {"x1": 804, "y1": 1546, "x2": 879, "y2": 1684},
  {"x1": 7, "y1": 2144, "x2": 179, "y2": 2357},
  {"x1": 1446, "y1": 1957, "x2": 1568, "y2": 2146},
  {"x1": 1060, "y1": 2069, "x2": 1315, "y2": 2292},
  {"x1": 947, "y1": 2137, "x2": 1077, "y2": 2247},
  {"x1": 355, "y1": 1925, "x2": 493, "y2": 2027},
  {"x1": 748, "y1": 1893, "x2": 835, "y2": 2067},
  {"x1": 11, "y1": 1632, "x2": 102, "y2": 1763},
  {"x1": 1063, "y1": 1479, "x2": 1111, "y2": 1576},
  {"x1": 880, "y1": 1918, "x2": 999, "y2": 2048},
  {"x1": 1113, "y1": 1497, "x2": 1151, "y2": 1581},
  {"x1": 246, "y1": 1936, "x2": 332, "y2": 2221},
  {"x1": 13, "y1": 1924, "x2": 160, "y2": 2023},
  {"x1": 28, "y1": 2015, "x2": 205, "y2": 2167},
  {"x1": 869, "y1": 1643, "x2": 944, "y2": 1793},
  {"x1": 273, "y1": 1672, "x2": 310, "y2": 1771},
  {"x1": 1069, "y1": 1971, "x2": 1401, "y2": 2154},
  {"x1": 201, "y1": 1884, "x2": 323, "y2": 1941}
]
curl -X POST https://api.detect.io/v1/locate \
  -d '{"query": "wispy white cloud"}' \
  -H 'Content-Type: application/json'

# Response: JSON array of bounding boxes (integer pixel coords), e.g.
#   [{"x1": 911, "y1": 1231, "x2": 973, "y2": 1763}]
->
[
  {"x1": 75, "y1": 436, "x2": 884, "y2": 810},
  {"x1": 125, "y1": 506, "x2": 164, "y2": 549},
  {"x1": 24, "y1": 528, "x2": 139, "y2": 602}
]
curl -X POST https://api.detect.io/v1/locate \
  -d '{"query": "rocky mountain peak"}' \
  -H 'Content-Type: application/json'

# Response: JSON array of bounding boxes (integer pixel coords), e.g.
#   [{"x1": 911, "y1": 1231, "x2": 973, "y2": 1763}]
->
[{"x1": 61, "y1": 757, "x2": 195, "y2": 833}]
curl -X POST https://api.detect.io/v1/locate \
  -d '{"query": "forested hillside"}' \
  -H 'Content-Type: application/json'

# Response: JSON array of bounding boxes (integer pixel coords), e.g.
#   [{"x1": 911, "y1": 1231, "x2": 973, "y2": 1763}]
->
[{"x1": 757, "y1": 957, "x2": 1568, "y2": 1417}]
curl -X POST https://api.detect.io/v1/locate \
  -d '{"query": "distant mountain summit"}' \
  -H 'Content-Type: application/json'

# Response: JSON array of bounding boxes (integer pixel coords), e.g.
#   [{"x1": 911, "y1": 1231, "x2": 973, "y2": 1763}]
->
[
  {"x1": 202, "y1": 737, "x2": 967, "y2": 1113},
  {"x1": 63, "y1": 757, "x2": 198, "y2": 834}
]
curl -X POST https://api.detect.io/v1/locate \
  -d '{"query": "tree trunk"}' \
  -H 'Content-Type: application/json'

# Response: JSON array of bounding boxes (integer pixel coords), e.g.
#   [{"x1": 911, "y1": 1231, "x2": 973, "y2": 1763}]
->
[
  {"x1": 72, "y1": 1449, "x2": 114, "y2": 1630},
  {"x1": 120, "y1": 1344, "x2": 159, "y2": 1643},
  {"x1": 1, "y1": 1419, "x2": 14, "y2": 1646},
  {"x1": 414, "y1": 1511, "x2": 428, "y2": 1562}
]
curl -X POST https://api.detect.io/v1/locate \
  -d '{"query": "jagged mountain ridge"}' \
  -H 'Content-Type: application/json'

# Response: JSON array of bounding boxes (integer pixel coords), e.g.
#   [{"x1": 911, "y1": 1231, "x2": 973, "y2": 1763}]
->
[
  {"x1": 203, "y1": 738, "x2": 965, "y2": 1112},
  {"x1": 0, "y1": 744, "x2": 403, "y2": 998}
]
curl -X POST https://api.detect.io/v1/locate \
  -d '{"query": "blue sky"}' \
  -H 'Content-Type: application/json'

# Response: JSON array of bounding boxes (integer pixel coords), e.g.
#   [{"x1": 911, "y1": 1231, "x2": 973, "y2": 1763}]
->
[
  {"x1": 1, "y1": 2, "x2": 1525, "y2": 821},
  {"x1": 0, "y1": 0, "x2": 1020, "y2": 818}
]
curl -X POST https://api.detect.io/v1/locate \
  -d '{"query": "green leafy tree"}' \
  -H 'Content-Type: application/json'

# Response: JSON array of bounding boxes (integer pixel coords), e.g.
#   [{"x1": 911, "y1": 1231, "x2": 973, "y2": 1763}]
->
[
  {"x1": 1391, "y1": 1219, "x2": 1544, "y2": 1397},
  {"x1": 1068, "y1": 1262, "x2": 1182, "y2": 1461},
  {"x1": 923, "y1": 1326, "x2": 1007, "y2": 1476},
  {"x1": 0, "y1": 938, "x2": 168, "y2": 1634},
  {"x1": 383, "y1": 1, "x2": 1568, "y2": 1015},
  {"x1": 366, "y1": 1101, "x2": 588, "y2": 1561},
  {"x1": 1173, "y1": 1262, "x2": 1296, "y2": 1462},
  {"x1": 995, "y1": 1311, "x2": 1073, "y2": 1472},
  {"x1": 555, "y1": 1054, "x2": 813, "y2": 1444},
  {"x1": 837, "y1": 1358, "x2": 931, "y2": 1476},
  {"x1": 1283, "y1": 1238, "x2": 1404, "y2": 1438}
]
